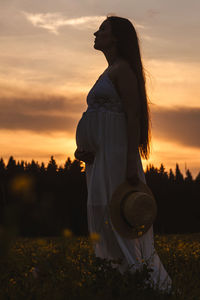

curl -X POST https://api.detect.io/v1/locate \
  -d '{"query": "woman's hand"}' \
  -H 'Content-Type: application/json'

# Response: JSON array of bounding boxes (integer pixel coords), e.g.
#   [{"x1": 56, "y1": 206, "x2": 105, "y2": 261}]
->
[{"x1": 74, "y1": 148, "x2": 95, "y2": 164}]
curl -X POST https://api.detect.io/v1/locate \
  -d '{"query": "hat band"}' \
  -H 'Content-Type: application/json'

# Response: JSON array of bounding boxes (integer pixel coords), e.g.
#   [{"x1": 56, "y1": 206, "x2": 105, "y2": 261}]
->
[{"x1": 120, "y1": 190, "x2": 135, "y2": 229}]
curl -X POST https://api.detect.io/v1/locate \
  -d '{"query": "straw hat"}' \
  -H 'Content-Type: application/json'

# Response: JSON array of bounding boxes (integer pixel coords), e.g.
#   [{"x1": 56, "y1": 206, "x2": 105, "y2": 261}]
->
[{"x1": 109, "y1": 179, "x2": 157, "y2": 239}]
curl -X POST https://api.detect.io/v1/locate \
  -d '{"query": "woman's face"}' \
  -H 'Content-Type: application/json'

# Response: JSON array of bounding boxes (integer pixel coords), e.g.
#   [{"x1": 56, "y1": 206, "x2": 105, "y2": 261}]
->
[{"x1": 93, "y1": 20, "x2": 116, "y2": 51}]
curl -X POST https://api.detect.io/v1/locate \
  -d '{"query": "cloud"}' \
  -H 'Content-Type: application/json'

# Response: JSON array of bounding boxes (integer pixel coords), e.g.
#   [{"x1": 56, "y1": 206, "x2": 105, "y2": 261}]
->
[
  {"x1": 151, "y1": 105, "x2": 200, "y2": 148},
  {"x1": 0, "y1": 95, "x2": 85, "y2": 134},
  {"x1": 0, "y1": 111, "x2": 76, "y2": 133},
  {"x1": 0, "y1": 96, "x2": 83, "y2": 115},
  {"x1": 0, "y1": 93, "x2": 199, "y2": 150},
  {"x1": 1, "y1": 2, "x2": 199, "y2": 63},
  {"x1": 22, "y1": 12, "x2": 105, "y2": 34}
]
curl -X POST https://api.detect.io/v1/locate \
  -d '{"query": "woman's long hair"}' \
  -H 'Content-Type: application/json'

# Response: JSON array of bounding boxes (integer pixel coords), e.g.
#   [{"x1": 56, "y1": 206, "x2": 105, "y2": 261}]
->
[{"x1": 107, "y1": 16, "x2": 152, "y2": 160}]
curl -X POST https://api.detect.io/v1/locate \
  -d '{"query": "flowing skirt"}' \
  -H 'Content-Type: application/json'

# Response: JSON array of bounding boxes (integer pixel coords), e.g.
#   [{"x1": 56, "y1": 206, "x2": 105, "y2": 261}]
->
[{"x1": 76, "y1": 110, "x2": 172, "y2": 293}]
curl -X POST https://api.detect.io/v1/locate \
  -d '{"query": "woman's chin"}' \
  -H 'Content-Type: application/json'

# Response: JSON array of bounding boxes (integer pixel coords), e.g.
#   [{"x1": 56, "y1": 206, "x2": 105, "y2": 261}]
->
[{"x1": 93, "y1": 43, "x2": 101, "y2": 50}]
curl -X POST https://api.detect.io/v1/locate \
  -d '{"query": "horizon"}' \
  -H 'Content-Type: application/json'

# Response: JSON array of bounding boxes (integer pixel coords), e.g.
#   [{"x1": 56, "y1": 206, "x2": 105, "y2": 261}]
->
[{"x1": 1, "y1": 155, "x2": 199, "y2": 179}]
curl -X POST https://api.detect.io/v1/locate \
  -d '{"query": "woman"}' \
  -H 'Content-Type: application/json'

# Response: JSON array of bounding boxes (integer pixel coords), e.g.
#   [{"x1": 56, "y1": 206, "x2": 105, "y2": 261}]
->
[{"x1": 74, "y1": 16, "x2": 172, "y2": 293}]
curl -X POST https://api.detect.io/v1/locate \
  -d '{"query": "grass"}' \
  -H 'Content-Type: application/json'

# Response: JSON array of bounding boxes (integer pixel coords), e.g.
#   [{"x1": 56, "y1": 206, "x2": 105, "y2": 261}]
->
[{"x1": 0, "y1": 231, "x2": 200, "y2": 300}]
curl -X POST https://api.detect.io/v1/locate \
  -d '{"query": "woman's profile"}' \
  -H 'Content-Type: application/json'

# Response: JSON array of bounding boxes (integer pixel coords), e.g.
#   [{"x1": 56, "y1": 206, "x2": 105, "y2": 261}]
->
[{"x1": 75, "y1": 15, "x2": 172, "y2": 293}]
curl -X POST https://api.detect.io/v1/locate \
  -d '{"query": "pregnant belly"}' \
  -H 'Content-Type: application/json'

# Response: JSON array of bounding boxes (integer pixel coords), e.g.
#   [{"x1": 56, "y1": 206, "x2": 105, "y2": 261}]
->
[{"x1": 75, "y1": 112, "x2": 99, "y2": 152}]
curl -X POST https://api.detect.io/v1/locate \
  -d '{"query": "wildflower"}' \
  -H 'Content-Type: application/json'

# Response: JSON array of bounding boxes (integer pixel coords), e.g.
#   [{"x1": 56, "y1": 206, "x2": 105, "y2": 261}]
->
[
  {"x1": 9, "y1": 278, "x2": 16, "y2": 284},
  {"x1": 77, "y1": 282, "x2": 83, "y2": 287},
  {"x1": 30, "y1": 267, "x2": 39, "y2": 279},
  {"x1": 37, "y1": 239, "x2": 47, "y2": 246},
  {"x1": 63, "y1": 228, "x2": 73, "y2": 238},
  {"x1": 90, "y1": 232, "x2": 100, "y2": 242},
  {"x1": 137, "y1": 231, "x2": 143, "y2": 237},
  {"x1": 52, "y1": 249, "x2": 58, "y2": 254},
  {"x1": 178, "y1": 242, "x2": 184, "y2": 248}
]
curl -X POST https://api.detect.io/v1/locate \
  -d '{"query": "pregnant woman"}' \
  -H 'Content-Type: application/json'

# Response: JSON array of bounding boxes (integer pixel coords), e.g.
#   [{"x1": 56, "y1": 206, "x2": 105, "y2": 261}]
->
[{"x1": 75, "y1": 16, "x2": 172, "y2": 293}]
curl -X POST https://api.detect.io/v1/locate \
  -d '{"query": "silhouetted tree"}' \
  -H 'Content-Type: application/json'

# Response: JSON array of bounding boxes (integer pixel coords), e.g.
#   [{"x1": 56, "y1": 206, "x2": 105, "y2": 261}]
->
[
  {"x1": 195, "y1": 172, "x2": 200, "y2": 183},
  {"x1": 26, "y1": 160, "x2": 40, "y2": 175},
  {"x1": 0, "y1": 158, "x2": 5, "y2": 176},
  {"x1": 169, "y1": 168, "x2": 175, "y2": 183},
  {"x1": 47, "y1": 156, "x2": 58, "y2": 175},
  {"x1": 175, "y1": 163, "x2": 184, "y2": 183},
  {"x1": 58, "y1": 165, "x2": 64, "y2": 174},
  {"x1": 0, "y1": 158, "x2": 6, "y2": 213},
  {"x1": 70, "y1": 159, "x2": 84, "y2": 175},
  {"x1": 6, "y1": 156, "x2": 17, "y2": 175},
  {"x1": 40, "y1": 162, "x2": 46, "y2": 175},
  {"x1": 1, "y1": 155, "x2": 200, "y2": 236},
  {"x1": 64, "y1": 157, "x2": 72, "y2": 172},
  {"x1": 158, "y1": 163, "x2": 168, "y2": 181},
  {"x1": 185, "y1": 169, "x2": 193, "y2": 183},
  {"x1": 17, "y1": 160, "x2": 25, "y2": 172}
]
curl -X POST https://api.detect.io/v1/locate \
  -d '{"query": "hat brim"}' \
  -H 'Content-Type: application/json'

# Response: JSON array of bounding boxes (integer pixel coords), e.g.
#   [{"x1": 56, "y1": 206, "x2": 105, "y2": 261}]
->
[{"x1": 109, "y1": 179, "x2": 157, "y2": 239}]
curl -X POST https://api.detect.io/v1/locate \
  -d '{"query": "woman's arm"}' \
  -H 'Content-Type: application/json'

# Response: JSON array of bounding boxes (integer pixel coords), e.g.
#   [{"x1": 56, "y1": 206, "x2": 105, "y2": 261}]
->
[
  {"x1": 115, "y1": 61, "x2": 141, "y2": 184},
  {"x1": 74, "y1": 149, "x2": 95, "y2": 164}
]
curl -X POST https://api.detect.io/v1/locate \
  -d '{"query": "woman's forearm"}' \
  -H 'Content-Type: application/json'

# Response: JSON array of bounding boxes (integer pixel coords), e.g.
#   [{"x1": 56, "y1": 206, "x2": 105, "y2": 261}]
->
[{"x1": 126, "y1": 113, "x2": 140, "y2": 161}]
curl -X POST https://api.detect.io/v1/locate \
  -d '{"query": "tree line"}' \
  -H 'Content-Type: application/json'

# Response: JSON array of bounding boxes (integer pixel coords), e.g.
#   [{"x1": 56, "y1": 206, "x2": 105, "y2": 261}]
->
[{"x1": 0, "y1": 156, "x2": 200, "y2": 237}]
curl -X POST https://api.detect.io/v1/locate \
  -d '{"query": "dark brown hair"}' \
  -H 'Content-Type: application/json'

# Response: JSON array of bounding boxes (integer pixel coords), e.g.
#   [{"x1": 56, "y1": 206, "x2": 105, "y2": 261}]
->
[{"x1": 107, "y1": 15, "x2": 152, "y2": 160}]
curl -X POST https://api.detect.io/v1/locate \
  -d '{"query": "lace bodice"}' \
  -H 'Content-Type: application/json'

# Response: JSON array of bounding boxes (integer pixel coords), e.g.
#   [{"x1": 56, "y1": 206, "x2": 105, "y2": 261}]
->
[{"x1": 85, "y1": 71, "x2": 125, "y2": 113}]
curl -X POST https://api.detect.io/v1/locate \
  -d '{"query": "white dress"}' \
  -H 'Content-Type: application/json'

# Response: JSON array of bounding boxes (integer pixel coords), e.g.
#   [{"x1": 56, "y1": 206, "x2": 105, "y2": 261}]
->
[{"x1": 75, "y1": 69, "x2": 172, "y2": 293}]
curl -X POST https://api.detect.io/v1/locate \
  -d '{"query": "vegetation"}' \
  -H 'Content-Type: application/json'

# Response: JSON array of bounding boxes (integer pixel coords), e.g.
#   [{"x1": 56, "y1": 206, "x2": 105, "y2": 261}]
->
[
  {"x1": 0, "y1": 157, "x2": 200, "y2": 298},
  {"x1": 1, "y1": 232, "x2": 200, "y2": 299},
  {"x1": 0, "y1": 156, "x2": 200, "y2": 236}
]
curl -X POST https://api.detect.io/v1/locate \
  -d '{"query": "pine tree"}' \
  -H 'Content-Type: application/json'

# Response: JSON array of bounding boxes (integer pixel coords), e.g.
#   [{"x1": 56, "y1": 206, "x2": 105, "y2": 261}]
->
[
  {"x1": 0, "y1": 158, "x2": 6, "y2": 177},
  {"x1": 6, "y1": 156, "x2": 17, "y2": 174},
  {"x1": 64, "y1": 157, "x2": 72, "y2": 172},
  {"x1": 26, "y1": 160, "x2": 40, "y2": 174},
  {"x1": 147, "y1": 164, "x2": 158, "y2": 176},
  {"x1": 175, "y1": 163, "x2": 184, "y2": 183},
  {"x1": 158, "y1": 163, "x2": 168, "y2": 180},
  {"x1": 58, "y1": 165, "x2": 64, "y2": 175},
  {"x1": 19, "y1": 160, "x2": 25, "y2": 171},
  {"x1": 47, "y1": 156, "x2": 58, "y2": 175},
  {"x1": 169, "y1": 168, "x2": 175, "y2": 182},
  {"x1": 70, "y1": 159, "x2": 84, "y2": 174},
  {"x1": 40, "y1": 162, "x2": 46, "y2": 175},
  {"x1": 0, "y1": 158, "x2": 5, "y2": 170},
  {"x1": 195, "y1": 171, "x2": 200, "y2": 183},
  {"x1": 185, "y1": 169, "x2": 193, "y2": 183}
]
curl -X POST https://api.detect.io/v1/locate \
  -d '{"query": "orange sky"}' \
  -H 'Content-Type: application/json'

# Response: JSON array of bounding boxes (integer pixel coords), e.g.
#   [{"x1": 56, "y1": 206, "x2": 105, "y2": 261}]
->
[{"x1": 0, "y1": 1, "x2": 200, "y2": 178}]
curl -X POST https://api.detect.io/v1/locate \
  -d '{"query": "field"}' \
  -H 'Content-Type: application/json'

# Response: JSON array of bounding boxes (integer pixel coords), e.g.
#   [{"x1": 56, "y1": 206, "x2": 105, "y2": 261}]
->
[{"x1": 0, "y1": 231, "x2": 200, "y2": 300}]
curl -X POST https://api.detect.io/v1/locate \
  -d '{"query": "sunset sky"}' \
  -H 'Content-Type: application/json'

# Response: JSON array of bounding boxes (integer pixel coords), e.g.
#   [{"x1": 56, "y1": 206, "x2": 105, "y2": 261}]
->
[{"x1": 0, "y1": 0, "x2": 200, "y2": 178}]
